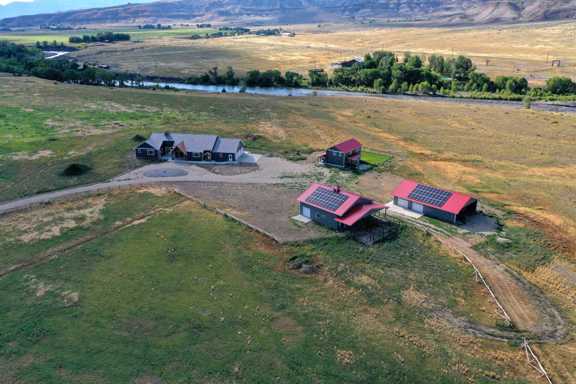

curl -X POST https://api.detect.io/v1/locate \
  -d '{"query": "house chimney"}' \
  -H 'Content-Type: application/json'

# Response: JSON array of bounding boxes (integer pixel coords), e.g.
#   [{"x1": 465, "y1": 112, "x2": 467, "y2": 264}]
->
[
  {"x1": 334, "y1": 185, "x2": 341, "y2": 194},
  {"x1": 164, "y1": 131, "x2": 172, "y2": 139}
]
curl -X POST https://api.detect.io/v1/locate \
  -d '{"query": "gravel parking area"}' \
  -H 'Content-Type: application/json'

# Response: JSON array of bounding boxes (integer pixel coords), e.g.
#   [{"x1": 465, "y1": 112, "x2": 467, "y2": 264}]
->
[
  {"x1": 173, "y1": 182, "x2": 334, "y2": 243},
  {"x1": 113, "y1": 156, "x2": 324, "y2": 184}
]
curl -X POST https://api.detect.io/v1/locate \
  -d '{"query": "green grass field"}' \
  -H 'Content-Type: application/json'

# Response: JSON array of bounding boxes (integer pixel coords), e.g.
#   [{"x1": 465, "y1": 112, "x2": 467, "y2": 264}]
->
[
  {"x1": 361, "y1": 150, "x2": 392, "y2": 166},
  {"x1": 0, "y1": 189, "x2": 530, "y2": 383},
  {"x1": 0, "y1": 27, "x2": 213, "y2": 45}
]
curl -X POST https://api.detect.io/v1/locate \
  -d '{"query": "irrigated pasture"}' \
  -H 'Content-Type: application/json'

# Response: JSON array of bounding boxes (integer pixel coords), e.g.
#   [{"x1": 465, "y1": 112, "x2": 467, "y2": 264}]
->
[
  {"x1": 68, "y1": 21, "x2": 576, "y2": 83},
  {"x1": 0, "y1": 188, "x2": 536, "y2": 383},
  {"x1": 0, "y1": 27, "x2": 213, "y2": 44}
]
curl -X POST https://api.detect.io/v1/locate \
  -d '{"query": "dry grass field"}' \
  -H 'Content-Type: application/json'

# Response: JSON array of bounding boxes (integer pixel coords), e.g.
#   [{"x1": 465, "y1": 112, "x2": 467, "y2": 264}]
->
[
  {"x1": 71, "y1": 21, "x2": 576, "y2": 84},
  {"x1": 1, "y1": 77, "x2": 576, "y2": 382}
]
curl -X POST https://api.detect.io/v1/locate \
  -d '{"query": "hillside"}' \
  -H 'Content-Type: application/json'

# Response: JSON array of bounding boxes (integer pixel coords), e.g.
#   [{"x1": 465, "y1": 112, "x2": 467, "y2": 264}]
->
[
  {"x1": 2, "y1": 0, "x2": 576, "y2": 28},
  {"x1": 0, "y1": 0, "x2": 157, "y2": 20}
]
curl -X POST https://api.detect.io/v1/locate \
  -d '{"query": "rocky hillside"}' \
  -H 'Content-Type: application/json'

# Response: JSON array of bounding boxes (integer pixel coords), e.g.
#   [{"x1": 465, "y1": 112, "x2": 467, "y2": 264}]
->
[{"x1": 2, "y1": 0, "x2": 576, "y2": 28}]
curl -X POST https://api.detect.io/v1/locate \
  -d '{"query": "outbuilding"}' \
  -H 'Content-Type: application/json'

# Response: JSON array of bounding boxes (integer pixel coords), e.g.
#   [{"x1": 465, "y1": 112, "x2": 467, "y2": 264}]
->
[
  {"x1": 323, "y1": 138, "x2": 363, "y2": 170},
  {"x1": 392, "y1": 180, "x2": 477, "y2": 224},
  {"x1": 297, "y1": 183, "x2": 386, "y2": 231}
]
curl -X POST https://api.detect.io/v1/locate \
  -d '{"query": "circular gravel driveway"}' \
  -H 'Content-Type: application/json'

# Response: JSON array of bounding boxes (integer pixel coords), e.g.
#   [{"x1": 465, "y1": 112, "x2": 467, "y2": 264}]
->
[{"x1": 143, "y1": 169, "x2": 188, "y2": 178}]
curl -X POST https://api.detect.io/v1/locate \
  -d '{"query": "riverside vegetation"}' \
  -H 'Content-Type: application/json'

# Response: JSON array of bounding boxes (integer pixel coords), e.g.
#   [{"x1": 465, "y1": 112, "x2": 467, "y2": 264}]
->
[{"x1": 2, "y1": 41, "x2": 576, "y2": 102}]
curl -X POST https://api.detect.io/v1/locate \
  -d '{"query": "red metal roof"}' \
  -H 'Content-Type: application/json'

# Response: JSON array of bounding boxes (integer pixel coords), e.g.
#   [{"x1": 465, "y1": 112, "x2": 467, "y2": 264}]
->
[
  {"x1": 335, "y1": 203, "x2": 386, "y2": 226},
  {"x1": 332, "y1": 138, "x2": 362, "y2": 153},
  {"x1": 297, "y1": 183, "x2": 385, "y2": 226},
  {"x1": 392, "y1": 180, "x2": 475, "y2": 215},
  {"x1": 297, "y1": 183, "x2": 361, "y2": 216}
]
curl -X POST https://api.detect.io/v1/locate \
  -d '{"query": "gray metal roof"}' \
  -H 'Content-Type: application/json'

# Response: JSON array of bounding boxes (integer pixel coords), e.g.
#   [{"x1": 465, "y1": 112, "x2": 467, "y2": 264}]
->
[
  {"x1": 143, "y1": 133, "x2": 239, "y2": 153},
  {"x1": 145, "y1": 133, "x2": 172, "y2": 150},
  {"x1": 213, "y1": 138, "x2": 242, "y2": 154},
  {"x1": 178, "y1": 134, "x2": 218, "y2": 153}
]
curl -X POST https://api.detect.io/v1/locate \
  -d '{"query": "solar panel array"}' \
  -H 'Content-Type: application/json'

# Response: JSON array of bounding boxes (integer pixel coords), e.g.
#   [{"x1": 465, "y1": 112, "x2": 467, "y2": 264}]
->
[
  {"x1": 408, "y1": 184, "x2": 453, "y2": 208},
  {"x1": 306, "y1": 187, "x2": 348, "y2": 212}
]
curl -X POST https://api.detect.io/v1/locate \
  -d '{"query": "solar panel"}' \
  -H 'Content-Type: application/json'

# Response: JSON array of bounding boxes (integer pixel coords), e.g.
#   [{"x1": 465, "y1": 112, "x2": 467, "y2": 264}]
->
[
  {"x1": 305, "y1": 187, "x2": 348, "y2": 212},
  {"x1": 408, "y1": 184, "x2": 452, "y2": 208}
]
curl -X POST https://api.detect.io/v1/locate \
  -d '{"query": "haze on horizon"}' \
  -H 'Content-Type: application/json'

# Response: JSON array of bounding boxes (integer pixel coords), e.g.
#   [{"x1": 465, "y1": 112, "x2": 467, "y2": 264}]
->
[{"x1": 0, "y1": 0, "x2": 153, "y2": 20}]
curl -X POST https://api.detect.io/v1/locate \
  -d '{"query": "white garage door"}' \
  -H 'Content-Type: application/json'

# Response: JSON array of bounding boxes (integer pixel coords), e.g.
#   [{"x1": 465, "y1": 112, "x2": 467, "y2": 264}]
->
[
  {"x1": 397, "y1": 198, "x2": 409, "y2": 208},
  {"x1": 302, "y1": 206, "x2": 311, "y2": 218},
  {"x1": 411, "y1": 203, "x2": 424, "y2": 214}
]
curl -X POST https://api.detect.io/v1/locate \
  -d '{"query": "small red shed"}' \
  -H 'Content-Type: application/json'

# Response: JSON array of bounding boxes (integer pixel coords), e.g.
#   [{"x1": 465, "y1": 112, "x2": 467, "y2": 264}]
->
[{"x1": 323, "y1": 138, "x2": 362, "y2": 170}]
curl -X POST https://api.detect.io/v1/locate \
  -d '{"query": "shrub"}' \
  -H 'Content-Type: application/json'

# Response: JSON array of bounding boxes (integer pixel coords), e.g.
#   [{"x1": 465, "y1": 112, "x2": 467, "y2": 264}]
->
[{"x1": 61, "y1": 163, "x2": 92, "y2": 176}]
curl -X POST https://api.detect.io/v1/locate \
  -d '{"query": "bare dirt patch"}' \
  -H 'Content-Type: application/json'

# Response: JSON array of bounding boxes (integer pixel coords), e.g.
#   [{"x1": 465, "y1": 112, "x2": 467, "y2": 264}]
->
[
  {"x1": 6, "y1": 150, "x2": 54, "y2": 161},
  {"x1": 173, "y1": 182, "x2": 332, "y2": 243},
  {"x1": 0, "y1": 195, "x2": 107, "y2": 244},
  {"x1": 356, "y1": 172, "x2": 404, "y2": 202},
  {"x1": 135, "y1": 186, "x2": 174, "y2": 197},
  {"x1": 402, "y1": 286, "x2": 432, "y2": 308}
]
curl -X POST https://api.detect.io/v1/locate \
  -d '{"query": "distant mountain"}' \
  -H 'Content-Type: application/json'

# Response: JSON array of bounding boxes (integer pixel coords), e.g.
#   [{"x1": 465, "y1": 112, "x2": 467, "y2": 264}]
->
[
  {"x1": 0, "y1": 0, "x2": 157, "y2": 20},
  {"x1": 2, "y1": 0, "x2": 576, "y2": 28}
]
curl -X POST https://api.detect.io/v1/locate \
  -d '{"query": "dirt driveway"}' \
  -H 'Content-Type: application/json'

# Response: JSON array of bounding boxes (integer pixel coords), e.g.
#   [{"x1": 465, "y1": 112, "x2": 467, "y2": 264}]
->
[{"x1": 173, "y1": 182, "x2": 334, "y2": 243}]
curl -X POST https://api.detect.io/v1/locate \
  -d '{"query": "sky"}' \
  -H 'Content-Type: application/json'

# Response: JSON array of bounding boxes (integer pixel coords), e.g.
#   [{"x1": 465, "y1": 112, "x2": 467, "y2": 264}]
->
[{"x1": 0, "y1": 0, "x2": 33, "y2": 5}]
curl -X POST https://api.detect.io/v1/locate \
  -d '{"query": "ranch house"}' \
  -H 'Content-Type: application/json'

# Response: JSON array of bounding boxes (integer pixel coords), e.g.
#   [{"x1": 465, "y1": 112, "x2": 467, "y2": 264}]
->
[
  {"x1": 135, "y1": 132, "x2": 244, "y2": 163},
  {"x1": 392, "y1": 180, "x2": 478, "y2": 224},
  {"x1": 323, "y1": 138, "x2": 363, "y2": 170},
  {"x1": 297, "y1": 183, "x2": 386, "y2": 231}
]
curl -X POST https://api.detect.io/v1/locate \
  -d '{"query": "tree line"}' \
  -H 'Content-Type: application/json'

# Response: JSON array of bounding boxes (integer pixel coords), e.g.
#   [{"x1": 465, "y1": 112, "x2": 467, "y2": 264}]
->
[
  {"x1": 35, "y1": 41, "x2": 78, "y2": 52},
  {"x1": 185, "y1": 51, "x2": 576, "y2": 98},
  {"x1": 0, "y1": 41, "x2": 142, "y2": 87},
  {"x1": 69, "y1": 32, "x2": 131, "y2": 44},
  {"x1": 2, "y1": 41, "x2": 575, "y2": 100},
  {"x1": 185, "y1": 67, "x2": 305, "y2": 88}
]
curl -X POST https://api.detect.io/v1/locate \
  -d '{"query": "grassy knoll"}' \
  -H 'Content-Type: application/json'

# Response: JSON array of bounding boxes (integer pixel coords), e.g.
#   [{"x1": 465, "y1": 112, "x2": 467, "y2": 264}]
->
[
  {"x1": 67, "y1": 21, "x2": 576, "y2": 83},
  {"x1": 0, "y1": 190, "x2": 532, "y2": 383}
]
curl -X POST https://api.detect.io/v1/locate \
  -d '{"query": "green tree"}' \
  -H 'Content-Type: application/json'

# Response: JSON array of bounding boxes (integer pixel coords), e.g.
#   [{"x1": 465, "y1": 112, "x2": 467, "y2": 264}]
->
[
  {"x1": 428, "y1": 54, "x2": 447, "y2": 75},
  {"x1": 285, "y1": 71, "x2": 304, "y2": 87},
  {"x1": 452, "y1": 55, "x2": 475, "y2": 82},
  {"x1": 405, "y1": 55, "x2": 423, "y2": 69},
  {"x1": 308, "y1": 69, "x2": 328, "y2": 87},
  {"x1": 388, "y1": 79, "x2": 400, "y2": 93},
  {"x1": 545, "y1": 76, "x2": 576, "y2": 95},
  {"x1": 373, "y1": 78, "x2": 384, "y2": 93},
  {"x1": 224, "y1": 66, "x2": 238, "y2": 85}
]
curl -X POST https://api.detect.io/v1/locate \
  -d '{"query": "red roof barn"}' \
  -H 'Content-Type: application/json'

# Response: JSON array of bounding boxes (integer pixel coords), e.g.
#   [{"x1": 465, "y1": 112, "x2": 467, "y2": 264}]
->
[
  {"x1": 297, "y1": 183, "x2": 385, "y2": 230},
  {"x1": 392, "y1": 180, "x2": 477, "y2": 224}
]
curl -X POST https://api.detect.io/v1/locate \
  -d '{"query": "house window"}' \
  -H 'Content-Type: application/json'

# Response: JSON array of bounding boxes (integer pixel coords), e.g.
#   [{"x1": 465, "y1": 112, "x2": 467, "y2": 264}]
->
[{"x1": 147, "y1": 149, "x2": 155, "y2": 156}]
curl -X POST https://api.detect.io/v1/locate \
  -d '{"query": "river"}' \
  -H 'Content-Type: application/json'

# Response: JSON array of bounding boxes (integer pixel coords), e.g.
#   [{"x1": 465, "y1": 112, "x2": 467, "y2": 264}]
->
[{"x1": 138, "y1": 81, "x2": 576, "y2": 114}]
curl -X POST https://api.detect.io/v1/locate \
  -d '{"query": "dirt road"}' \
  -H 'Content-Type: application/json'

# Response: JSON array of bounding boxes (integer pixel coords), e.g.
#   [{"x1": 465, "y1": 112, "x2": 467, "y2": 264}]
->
[
  {"x1": 393, "y1": 213, "x2": 568, "y2": 342},
  {"x1": 0, "y1": 156, "x2": 321, "y2": 216}
]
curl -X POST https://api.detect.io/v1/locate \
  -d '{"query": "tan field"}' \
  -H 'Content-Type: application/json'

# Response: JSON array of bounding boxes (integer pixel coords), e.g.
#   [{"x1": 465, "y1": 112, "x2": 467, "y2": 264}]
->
[{"x1": 72, "y1": 21, "x2": 576, "y2": 83}]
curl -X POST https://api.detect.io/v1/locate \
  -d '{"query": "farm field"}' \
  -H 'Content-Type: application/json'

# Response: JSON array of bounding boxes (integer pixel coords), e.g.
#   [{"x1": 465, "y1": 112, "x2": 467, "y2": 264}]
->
[
  {"x1": 1, "y1": 76, "x2": 576, "y2": 382},
  {"x1": 0, "y1": 187, "x2": 538, "y2": 383},
  {"x1": 0, "y1": 27, "x2": 214, "y2": 44},
  {"x1": 63, "y1": 21, "x2": 576, "y2": 83}
]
